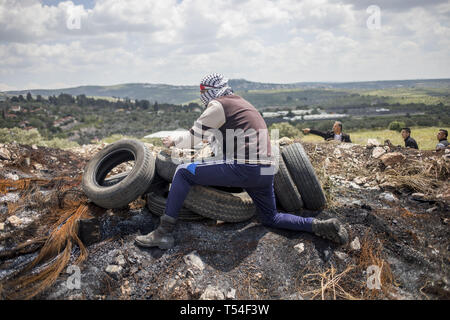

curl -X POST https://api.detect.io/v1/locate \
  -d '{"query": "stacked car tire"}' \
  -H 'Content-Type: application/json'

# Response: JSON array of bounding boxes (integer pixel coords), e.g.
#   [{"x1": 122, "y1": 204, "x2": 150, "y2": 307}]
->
[{"x1": 81, "y1": 139, "x2": 326, "y2": 222}]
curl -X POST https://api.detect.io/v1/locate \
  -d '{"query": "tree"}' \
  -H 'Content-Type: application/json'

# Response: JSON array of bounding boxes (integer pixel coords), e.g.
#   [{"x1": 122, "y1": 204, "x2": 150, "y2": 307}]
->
[
  {"x1": 141, "y1": 99, "x2": 150, "y2": 110},
  {"x1": 269, "y1": 122, "x2": 301, "y2": 139},
  {"x1": 76, "y1": 94, "x2": 88, "y2": 107},
  {"x1": 388, "y1": 121, "x2": 405, "y2": 132},
  {"x1": 26, "y1": 92, "x2": 33, "y2": 101}
]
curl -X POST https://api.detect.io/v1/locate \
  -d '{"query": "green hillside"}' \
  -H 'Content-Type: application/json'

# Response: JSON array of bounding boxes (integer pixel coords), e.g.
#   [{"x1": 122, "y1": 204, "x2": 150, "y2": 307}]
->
[{"x1": 5, "y1": 78, "x2": 450, "y2": 106}]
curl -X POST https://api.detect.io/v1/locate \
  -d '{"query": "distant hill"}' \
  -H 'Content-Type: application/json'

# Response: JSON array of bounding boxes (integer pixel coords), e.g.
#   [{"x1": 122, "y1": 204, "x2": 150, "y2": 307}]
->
[{"x1": 4, "y1": 78, "x2": 450, "y2": 105}]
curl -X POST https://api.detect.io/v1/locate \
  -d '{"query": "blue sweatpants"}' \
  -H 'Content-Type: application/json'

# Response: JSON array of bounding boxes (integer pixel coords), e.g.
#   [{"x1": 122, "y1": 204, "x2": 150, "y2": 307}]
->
[{"x1": 164, "y1": 161, "x2": 314, "y2": 232}]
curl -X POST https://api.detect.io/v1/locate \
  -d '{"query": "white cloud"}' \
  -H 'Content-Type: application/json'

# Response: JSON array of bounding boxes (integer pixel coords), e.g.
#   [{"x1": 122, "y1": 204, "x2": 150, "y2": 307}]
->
[{"x1": 0, "y1": 0, "x2": 449, "y2": 90}]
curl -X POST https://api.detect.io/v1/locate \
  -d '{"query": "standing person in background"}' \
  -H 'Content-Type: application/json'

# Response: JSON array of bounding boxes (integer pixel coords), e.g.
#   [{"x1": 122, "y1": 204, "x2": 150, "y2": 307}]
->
[
  {"x1": 436, "y1": 129, "x2": 449, "y2": 150},
  {"x1": 401, "y1": 128, "x2": 419, "y2": 149},
  {"x1": 302, "y1": 121, "x2": 352, "y2": 143}
]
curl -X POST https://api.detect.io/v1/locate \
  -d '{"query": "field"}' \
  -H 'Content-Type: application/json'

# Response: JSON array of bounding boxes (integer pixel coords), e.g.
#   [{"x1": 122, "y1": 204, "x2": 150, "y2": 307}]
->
[{"x1": 299, "y1": 126, "x2": 445, "y2": 150}]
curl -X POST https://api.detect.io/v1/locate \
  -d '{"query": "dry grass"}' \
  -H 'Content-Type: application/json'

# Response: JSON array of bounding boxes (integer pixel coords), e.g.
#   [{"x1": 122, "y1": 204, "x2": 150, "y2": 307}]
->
[
  {"x1": 296, "y1": 231, "x2": 395, "y2": 300},
  {"x1": 0, "y1": 185, "x2": 95, "y2": 299},
  {"x1": 357, "y1": 234, "x2": 395, "y2": 299},
  {"x1": 298, "y1": 265, "x2": 359, "y2": 300}
]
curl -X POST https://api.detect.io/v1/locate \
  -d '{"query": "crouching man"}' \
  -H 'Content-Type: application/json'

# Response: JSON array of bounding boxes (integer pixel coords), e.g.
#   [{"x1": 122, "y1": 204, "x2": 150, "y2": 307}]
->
[{"x1": 135, "y1": 73, "x2": 348, "y2": 250}]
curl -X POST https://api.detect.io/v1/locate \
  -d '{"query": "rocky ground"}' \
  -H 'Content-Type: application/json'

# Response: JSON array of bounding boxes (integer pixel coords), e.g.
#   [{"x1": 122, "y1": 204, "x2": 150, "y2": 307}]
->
[{"x1": 0, "y1": 139, "x2": 449, "y2": 300}]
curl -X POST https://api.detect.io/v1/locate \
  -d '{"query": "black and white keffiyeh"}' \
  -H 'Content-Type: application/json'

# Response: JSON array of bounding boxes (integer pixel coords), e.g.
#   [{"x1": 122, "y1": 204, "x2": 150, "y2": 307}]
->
[{"x1": 200, "y1": 73, "x2": 233, "y2": 106}]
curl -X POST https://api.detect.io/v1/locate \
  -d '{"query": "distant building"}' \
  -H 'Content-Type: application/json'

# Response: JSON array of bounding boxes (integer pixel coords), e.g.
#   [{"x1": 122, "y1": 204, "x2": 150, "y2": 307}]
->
[
  {"x1": 10, "y1": 105, "x2": 21, "y2": 112},
  {"x1": 303, "y1": 113, "x2": 348, "y2": 120},
  {"x1": 53, "y1": 116, "x2": 75, "y2": 127},
  {"x1": 19, "y1": 120, "x2": 30, "y2": 128},
  {"x1": 262, "y1": 112, "x2": 282, "y2": 118},
  {"x1": 291, "y1": 110, "x2": 310, "y2": 116}
]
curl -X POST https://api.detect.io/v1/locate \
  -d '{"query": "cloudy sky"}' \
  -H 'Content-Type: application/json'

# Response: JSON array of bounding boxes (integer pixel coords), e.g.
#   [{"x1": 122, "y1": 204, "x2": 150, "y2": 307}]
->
[{"x1": 0, "y1": 0, "x2": 449, "y2": 90}]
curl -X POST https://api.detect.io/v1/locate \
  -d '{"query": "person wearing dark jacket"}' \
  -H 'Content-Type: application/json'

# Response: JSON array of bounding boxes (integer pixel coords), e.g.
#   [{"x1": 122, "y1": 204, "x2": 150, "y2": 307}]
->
[
  {"x1": 302, "y1": 121, "x2": 352, "y2": 143},
  {"x1": 401, "y1": 128, "x2": 418, "y2": 149},
  {"x1": 436, "y1": 129, "x2": 449, "y2": 150}
]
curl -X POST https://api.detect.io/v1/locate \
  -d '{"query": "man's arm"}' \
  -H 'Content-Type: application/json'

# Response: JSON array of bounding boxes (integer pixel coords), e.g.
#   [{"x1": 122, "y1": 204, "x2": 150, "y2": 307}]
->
[
  {"x1": 308, "y1": 129, "x2": 329, "y2": 139},
  {"x1": 171, "y1": 100, "x2": 226, "y2": 149}
]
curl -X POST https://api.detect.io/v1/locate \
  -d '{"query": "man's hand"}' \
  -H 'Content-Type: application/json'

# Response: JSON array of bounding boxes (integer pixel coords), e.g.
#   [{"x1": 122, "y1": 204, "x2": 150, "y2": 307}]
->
[
  {"x1": 162, "y1": 137, "x2": 175, "y2": 148},
  {"x1": 302, "y1": 128, "x2": 311, "y2": 134}
]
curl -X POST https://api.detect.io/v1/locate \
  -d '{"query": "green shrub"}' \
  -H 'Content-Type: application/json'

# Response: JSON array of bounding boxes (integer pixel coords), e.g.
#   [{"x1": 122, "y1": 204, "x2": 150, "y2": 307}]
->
[
  {"x1": 101, "y1": 134, "x2": 136, "y2": 144},
  {"x1": 42, "y1": 138, "x2": 79, "y2": 150},
  {"x1": 388, "y1": 121, "x2": 406, "y2": 132},
  {"x1": 269, "y1": 122, "x2": 301, "y2": 138},
  {"x1": 0, "y1": 128, "x2": 43, "y2": 145}
]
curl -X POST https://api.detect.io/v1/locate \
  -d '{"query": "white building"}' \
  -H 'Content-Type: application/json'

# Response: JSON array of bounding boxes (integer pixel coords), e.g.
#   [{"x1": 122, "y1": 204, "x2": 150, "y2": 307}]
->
[{"x1": 303, "y1": 113, "x2": 348, "y2": 120}]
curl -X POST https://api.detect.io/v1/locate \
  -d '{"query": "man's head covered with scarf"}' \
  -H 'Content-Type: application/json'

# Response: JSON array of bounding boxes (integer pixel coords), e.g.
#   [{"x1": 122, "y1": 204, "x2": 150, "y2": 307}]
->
[{"x1": 199, "y1": 73, "x2": 234, "y2": 106}]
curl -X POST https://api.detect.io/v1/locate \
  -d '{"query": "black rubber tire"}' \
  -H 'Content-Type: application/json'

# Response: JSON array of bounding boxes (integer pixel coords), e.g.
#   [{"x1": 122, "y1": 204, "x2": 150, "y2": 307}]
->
[
  {"x1": 102, "y1": 172, "x2": 129, "y2": 187},
  {"x1": 146, "y1": 191, "x2": 204, "y2": 221},
  {"x1": 184, "y1": 186, "x2": 255, "y2": 222},
  {"x1": 155, "y1": 150, "x2": 181, "y2": 182},
  {"x1": 103, "y1": 171, "x2": 167, "y2": 196},
  {"x1": 155, "y1": 150, "x2": 216, "y2": 182},
  {"x1": 281, "y1": 143, "x2": 326, "y2": 211},
  {"x1": 82, "y1": 139, "x2": 155, "y2": 209},
  {"x1": 155, "y1": 149, "x2": 255, "y2": 222},
  {"x1": 273, "y1": 155, "x2": 304, "y2": 213}
]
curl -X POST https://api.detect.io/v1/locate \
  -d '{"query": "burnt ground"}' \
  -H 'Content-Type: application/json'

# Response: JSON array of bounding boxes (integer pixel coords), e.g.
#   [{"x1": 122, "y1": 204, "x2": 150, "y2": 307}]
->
[{"x1": 0, "y1": 140, "x2": 449, "y2": 300}]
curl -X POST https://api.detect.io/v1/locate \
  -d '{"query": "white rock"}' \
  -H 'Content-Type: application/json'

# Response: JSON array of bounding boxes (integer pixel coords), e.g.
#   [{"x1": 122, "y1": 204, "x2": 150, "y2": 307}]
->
[
  {"x1": 353, "y1": 177, "x2": 366, "y2": 185},
  {"x1": 105, "y1": 265, "x2": 123, "y2": 279},
  {"x1": 32, "y1": 144, "x2": 38, "y2": 150},
  {"x1": 183, "y1": 251, "x2": 205, "y2": 271},
  {"x1": 372, "y1": 147, "x2": 386, "y2": 159},
  {"x1": 200, "y1": 286, "x2": 225, "y2": 300},
  {"x1": 0, "y1": 147, "x2": 11, "y2": 160},
  {"x1": 367, "y1": 139, "x2": 381, "y2": 147},
  {"x1": 294, "y1": 243, "x2": 305, "y2": 254},
  {"x1": 411, "y1": 193, "x2": 425, "y2": 201},
  {"x1": 349, "y1": 182, "x2": 361, "y2": 189},
  {"x1": 7, "y1": 215, "x2": 22, "y2": 227},
  {"x1": 379, "y1": 192, "x2": 397, "y2": 203},
  {"x1": 333, "y1": 148, "x2": 342, "y2": 159},
  {"x1": 167, "y1": 278, "x2": 177, "y2": 291},
  {"x1": 351, "y1": 200, "x2": 362, "y2": 207},
  {"x1": 5, "y1": 173, "x2": 19, "y2": 181},
  {"x1": 324, "y1": 157, "x2": 331, "y2": 168},
  {"x1": 426, "y1": 207, "x2": 438, "y2": 213},
  {"x1": 350, "y1": 237, "x2": 361, "y2": 251},
  {"x1": 0, "y1": 222, "x2": 5, "y2": 231},
  {"x1": 33, "y1": 163, "x2": 44, "y2": 170},
  {"x1": 334, "y1": 251, "x2": 348, "y2": 260},
  {"x1": 114, "y1": 254, "x2": 126, "y2": 266},
  {"x1": 226, "y1": 288, "x2": 236, "y2": 300}
]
